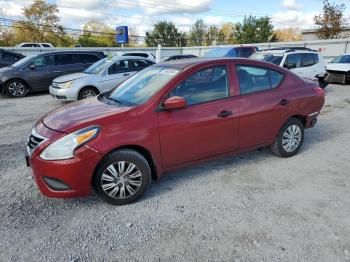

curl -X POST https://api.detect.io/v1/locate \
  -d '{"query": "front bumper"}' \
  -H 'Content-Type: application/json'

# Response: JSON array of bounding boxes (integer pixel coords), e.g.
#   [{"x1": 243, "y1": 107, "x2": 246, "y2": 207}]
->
[
  {"x1": 325, "y1": 70, "x2": 350, "y2": 84},
  {"x1": 27, "y1": 125, "x2": 103, "y2": 198},
  {"x1": 49, "y1": 85, "x2": 78, "y2": 101}
]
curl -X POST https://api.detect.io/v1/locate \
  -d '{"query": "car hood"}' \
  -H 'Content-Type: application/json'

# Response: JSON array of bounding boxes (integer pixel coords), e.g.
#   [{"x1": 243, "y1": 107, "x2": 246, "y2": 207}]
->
[
  {"x1": 326, "y1": 63, "x2": 350, "y2": 72},
  {"x1": 53, "y1": 72, "x2": 92, "y2": 83},
  {"x1": 0, "y1": 66, "x2": 15, "y2": 74},
  {"x1": 42, "y1": 96, "x2": 131, "y2": 133}
]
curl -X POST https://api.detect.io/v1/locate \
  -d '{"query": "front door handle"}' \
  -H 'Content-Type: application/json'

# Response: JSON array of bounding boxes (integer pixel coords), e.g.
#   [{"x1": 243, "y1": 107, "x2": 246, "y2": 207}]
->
[
  {"x1": 53, "y1": 70, "x2": 61, "y2": 73},
  {"x1": 218, "y1": 110, "x2": 233, "y2": 118},
  {"x1": 279, "y1": 99, "x2": 289, "y2": 106},
  {"x1": 123, "y1": 73, "x2": 130, "y2": 76}
]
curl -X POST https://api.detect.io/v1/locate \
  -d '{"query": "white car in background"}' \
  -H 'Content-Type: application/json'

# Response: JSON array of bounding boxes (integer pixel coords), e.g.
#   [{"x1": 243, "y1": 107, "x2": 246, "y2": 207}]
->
[
  {"x1": 325, "y1": 54, "x2": 350, "y2": 84},
  {"x1": 15, "y1": 42, "x2": 54, "y2": 48},
  {"x1": 49, "y1": 56, "x2": 154, "y2": 101},
  {"x1": 250, "y1": 47, "x2": 326, "y2": 80},
  {"x1": 112, "y1": 51, "x2": 156, "y2": 61}
]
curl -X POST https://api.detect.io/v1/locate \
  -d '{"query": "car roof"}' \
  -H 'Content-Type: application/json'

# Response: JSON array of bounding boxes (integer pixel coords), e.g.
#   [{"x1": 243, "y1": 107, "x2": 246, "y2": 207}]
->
[
  {"x1": 256, "y1": 50, "x2": 319, "y2": 54},
  {"x1": 35, "y1": 51, "x2": 105, "y2": 56},
  {"x1": 106, "y1": 55, "x2": 154, "y2": 61},
  {"x1": 155, "y1": 57, "x2": 281, "y2": 70}
]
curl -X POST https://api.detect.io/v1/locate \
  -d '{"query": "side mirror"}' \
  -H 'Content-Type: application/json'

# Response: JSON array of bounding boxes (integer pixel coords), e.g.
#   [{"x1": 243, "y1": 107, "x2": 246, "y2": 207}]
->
[
  {"x1": 162, "y1": 96, "x2": 187, "y2": 110},
  {"x1": 284, "y1": 63, "x2": 296, "y2": 69},
  {"x1": 28, "y1": 63, "x2": 36, "y2": 70}
]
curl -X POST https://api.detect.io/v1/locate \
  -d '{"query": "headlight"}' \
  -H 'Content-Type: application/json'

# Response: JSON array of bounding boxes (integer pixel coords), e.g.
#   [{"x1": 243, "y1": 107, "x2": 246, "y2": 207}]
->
[
  {"x1": 59, "y1": 81, "x2": 73, "y2": 89},
  {"x1": 40, "y1": 126, "x2": 100, "y2": 160}
]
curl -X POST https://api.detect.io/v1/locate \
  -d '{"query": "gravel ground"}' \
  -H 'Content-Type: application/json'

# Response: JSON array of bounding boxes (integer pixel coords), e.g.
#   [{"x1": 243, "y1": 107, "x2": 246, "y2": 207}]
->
[{"x1": 0, "y1": 85, "x2": 350, "y2": 262}]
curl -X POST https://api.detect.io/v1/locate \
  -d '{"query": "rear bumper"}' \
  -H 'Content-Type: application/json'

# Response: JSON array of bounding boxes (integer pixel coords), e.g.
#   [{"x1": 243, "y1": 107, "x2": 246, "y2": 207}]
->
[{"x1": 305, "y1": 112, "x2": 320, "y2": 128}]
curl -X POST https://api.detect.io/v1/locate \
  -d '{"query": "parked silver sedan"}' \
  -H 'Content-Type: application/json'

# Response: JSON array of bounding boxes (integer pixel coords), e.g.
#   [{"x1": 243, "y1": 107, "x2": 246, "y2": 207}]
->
[{"x1": 49, "y1": 56, "x2": 155, "y2": 101}]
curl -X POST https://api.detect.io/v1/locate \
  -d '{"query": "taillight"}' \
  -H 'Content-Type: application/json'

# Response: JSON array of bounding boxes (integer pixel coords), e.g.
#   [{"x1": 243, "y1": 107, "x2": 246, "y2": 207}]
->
[{"x1": 313, "y1": 87, "x2": 324, "y2": 95}]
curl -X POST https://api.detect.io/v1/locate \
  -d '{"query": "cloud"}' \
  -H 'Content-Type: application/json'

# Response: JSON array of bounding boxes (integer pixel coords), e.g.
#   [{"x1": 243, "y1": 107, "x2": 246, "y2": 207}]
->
[
  {"x1": 204, "y1": 15, "x2": 224, "y2": 26},
  {"x1": 138, "y1": 0, "x2": 213, "y2": 15},
  {"x1": 272, "y1": 10, "x2": 316, "y2": 28},
  {"x1": 281, "y1": 0, "x2": 303, "y2": 10}
]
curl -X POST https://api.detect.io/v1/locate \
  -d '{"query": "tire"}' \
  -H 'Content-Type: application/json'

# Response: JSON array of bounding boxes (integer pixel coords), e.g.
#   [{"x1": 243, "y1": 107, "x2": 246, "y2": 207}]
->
[
  {"x1": 270, "y1": 118, "x2": 304, "y2": 157},
  {"x1": 92, "y1": 149, "x2": 151, "y2": 205},
  {"x1": 78, "y1": 87, "x2": 99, "y2": 100},
  {"x1": 5, "y1": 79, "x2": 29, "y2": 98}
]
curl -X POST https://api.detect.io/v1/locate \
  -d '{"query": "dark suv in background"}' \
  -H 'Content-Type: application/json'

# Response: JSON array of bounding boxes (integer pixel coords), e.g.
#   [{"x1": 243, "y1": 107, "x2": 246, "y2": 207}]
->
[
  {"x1": 0, "y1": 51, "x2": 105, "y2": 98},
  {"x1": 0, "y1": 49, "x2": 24, "y2": 68}
]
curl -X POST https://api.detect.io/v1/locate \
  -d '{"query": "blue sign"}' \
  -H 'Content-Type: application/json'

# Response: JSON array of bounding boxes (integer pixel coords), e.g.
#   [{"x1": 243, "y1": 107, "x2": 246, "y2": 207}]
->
[{"x1": 116, "y1": 26, "x2": 129, "y2": 44}]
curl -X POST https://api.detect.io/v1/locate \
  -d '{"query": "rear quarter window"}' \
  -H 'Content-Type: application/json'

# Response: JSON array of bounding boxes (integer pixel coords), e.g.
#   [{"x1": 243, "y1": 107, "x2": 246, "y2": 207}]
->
[{"x1": 269, "y1": 70, "x2": 284, "y2": 88}]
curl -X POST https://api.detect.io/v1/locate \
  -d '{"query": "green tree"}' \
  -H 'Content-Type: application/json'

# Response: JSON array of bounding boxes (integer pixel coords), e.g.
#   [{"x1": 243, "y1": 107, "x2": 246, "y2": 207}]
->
[
  {"x1": 189, "y1": 19, "x2": 207, "y2": 46},
  {"x1": 314, "y1": 0, "x2": 346, "y2": 39},
  {"x1": 205, "y1": 25, "x2": 219, "y2": 46},
  {"x1": 234, "y1": 15, "x2": 276, "y2": 44},
  {"x1": 77, "y1": 20, "x2": 117, "y2": 47},
  {"x1": 145, "y1": 21, "x2": 186, "y2": 47}
]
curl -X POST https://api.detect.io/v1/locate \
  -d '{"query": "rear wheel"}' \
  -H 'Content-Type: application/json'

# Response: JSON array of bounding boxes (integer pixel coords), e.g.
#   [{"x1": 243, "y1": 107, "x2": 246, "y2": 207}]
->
[
  {"x1": 92, "y1": 149, "x2": 151, "y2": 205},
  {"x1": 6, "y1": 79, "x2": 29, "y2": 98},
  {"x1": 271, "y1": 118, "x2": 304, "y2": 157},
  {"x1": 78, "y1": 87, "x2": 99, "y2": 100}
]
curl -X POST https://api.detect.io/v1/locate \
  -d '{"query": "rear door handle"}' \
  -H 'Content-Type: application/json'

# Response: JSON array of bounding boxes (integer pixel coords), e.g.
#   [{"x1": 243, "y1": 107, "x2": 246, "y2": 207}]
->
[
  {"x1": 123, "y1": 73, "x2": 130, "y2": 76},
  {"x1": 279, "y1": 99, "x2": 289, "y2": 106},
  {"x1": 218, "y1": 110, "x2": 233, "y2": 118},
  {"x1": 53, "y1": 70, "x2": 61, "y2": 73}
]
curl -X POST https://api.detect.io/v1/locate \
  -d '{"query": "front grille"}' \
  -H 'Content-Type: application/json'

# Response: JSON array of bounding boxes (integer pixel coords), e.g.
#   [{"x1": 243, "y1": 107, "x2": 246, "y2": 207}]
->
[
  {"x1": 27, "y1": 128, "x2": 47, "y2": 156},
  {"x1": 326, "y1": 71, "x2": 346, "y2": 84}
]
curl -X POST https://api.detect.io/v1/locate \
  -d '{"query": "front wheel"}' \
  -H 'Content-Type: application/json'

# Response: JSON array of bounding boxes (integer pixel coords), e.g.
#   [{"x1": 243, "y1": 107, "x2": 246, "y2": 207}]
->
[
  {"x1": 92, "y1": 149, "x2": 151, "y2": 205},
  {"x1": 270, "y1": 118, "x2": 304, "y2": 157},
  {"x1": 6, "y1": 79, "x2": 29, "y2": 98},
  {"x1": 78, "y1": 87, "x2": 99, "y2": 100}
]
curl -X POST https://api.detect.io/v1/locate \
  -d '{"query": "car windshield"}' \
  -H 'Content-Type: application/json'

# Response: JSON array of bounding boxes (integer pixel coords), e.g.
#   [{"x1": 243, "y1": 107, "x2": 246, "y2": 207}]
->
[
  {"x1": 11, "y1": 55, "x2": 36, "y2": 68},
  {"x1": 250, "y1": 52, "x2": 284, "y2": 65},
  {"x1": 204, "y1": 48, "x2": 233, "y2": 57},
  {"x1": 108, "y1": 66, "x2": 180, "y2": 106},
  {"x1": 331, "y1": 55, "x2": 350, "y2": 63},
  {"x1": 85, "y1": 58, "x2": 112, "y2": 74}
]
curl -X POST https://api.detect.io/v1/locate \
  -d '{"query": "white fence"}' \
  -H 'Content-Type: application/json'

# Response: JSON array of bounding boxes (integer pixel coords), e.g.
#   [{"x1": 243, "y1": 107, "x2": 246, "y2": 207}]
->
[{"x1": 2, "y1": 38, "x2": 350, "y2": 61}]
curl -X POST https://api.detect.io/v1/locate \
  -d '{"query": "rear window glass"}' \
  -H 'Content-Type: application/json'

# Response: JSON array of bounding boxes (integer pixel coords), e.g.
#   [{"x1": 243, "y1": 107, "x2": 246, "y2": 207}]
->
[{"x1": 236, "y1": 65, "x2": 284, "y2": 95}]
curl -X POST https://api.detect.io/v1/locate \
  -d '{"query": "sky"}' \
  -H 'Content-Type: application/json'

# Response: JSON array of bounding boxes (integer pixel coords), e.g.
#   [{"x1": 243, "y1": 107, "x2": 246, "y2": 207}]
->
[{"x1": 0, "y1": 0, "x2": 348, "y2": 36}]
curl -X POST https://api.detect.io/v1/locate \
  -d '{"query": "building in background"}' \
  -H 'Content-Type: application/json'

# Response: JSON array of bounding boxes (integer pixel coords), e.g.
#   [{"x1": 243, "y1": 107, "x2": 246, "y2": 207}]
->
[{"x1": 301, "y1": 27, "x2": 350, "y2": 40}]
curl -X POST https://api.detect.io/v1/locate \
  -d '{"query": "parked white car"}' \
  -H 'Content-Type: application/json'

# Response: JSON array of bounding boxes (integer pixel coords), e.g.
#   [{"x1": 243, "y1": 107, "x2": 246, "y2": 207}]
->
[
  {"x1": 250, "y1": 47, "x2": 326, "y2": 80},
  {"x1": 325, "y1": 54, "x2": 350, "y2": 84},
  {"x1": 49, "y1": 56, "x2": 154, "y2": 101},
  {"x1": 112, "y1": 51, "x2": 156, "y2": 61},
  {"x1": 15, "y1": 42, "x2": 54, "y2": 48}
]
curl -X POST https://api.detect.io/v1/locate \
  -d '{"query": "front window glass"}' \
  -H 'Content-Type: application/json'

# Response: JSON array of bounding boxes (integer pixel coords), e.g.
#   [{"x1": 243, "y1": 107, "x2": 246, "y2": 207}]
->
[
  {"x1": 284, "y1": 54, "x2": 302, "y2": 68},
  {"x1": 11, "y1": 55, "x2": 36, "y2": 68},
  {"x1": 108, "y1": 67, "x2": 180, "y2": 106},
  {"x1": 108, "y1": 60, "x2": 128, "y2": 75},
  {"x1": 169, "y1": 66, "x2": 229, "y2": 105}
]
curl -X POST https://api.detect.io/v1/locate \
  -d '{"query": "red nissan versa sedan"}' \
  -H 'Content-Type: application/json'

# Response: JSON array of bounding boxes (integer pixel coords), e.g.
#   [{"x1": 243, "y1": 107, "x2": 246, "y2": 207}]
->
[{"x1": 26, "y1": 58, "x2": 325, "y2": 205}]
